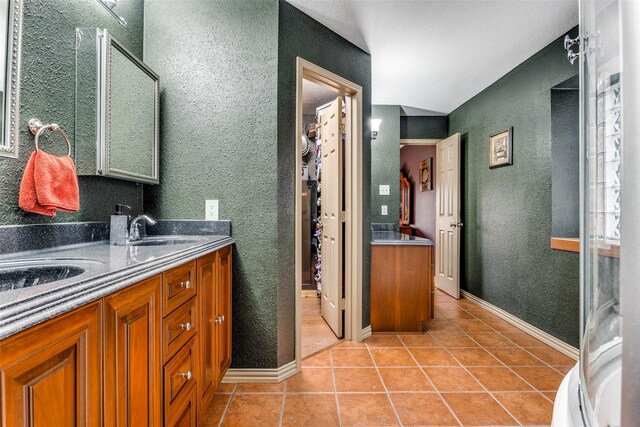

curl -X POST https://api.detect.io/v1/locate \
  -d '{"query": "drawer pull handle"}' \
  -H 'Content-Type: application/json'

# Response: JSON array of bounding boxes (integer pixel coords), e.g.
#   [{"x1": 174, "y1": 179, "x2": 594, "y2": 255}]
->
[
  {"x1": 179, "y1": 280, "x2": 191, "y2": 289},
  {"x1": 180, "y1": 371, "x2": 192, "y2": 381},
  {"x1": 180, "y1": 322, "x2": 192, "y2": 331}
]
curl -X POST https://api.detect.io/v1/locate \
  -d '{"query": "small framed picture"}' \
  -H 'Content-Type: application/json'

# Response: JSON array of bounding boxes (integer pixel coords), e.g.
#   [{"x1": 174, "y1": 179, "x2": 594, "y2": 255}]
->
[
  {"x1": 489, "y1": 128, "x2": 513, "y2": 169},
  {"x1": 419, "y1": 158, "x2": 432, "y2": 191}
]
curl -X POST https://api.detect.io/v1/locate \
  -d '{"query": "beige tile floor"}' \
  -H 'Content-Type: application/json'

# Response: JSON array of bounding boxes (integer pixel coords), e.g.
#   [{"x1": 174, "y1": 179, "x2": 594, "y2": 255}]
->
[{"x1": 201, "y1": 290, "x2": 576, "y2": 426}]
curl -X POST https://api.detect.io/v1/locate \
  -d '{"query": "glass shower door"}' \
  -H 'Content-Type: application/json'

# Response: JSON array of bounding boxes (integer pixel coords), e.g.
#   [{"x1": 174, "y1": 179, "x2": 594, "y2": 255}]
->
[{"x1": 579, "y1": 0, "x2": 622, "y2": 425}]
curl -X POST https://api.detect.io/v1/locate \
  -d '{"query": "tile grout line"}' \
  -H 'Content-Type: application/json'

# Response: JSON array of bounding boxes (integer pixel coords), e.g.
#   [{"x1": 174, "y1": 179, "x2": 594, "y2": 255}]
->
[
  {"x1": 365, "y1": 340, "x2": 405, "y2": 426},
  {"x1": 328, "y1": 348, "x2": 344, "y2": 427},
  {"x1": 217, "y1": 383, "x2": 237, "y2": 427},
  {"x1": 399, "y1": 335, "x2": 462, "y2": 427},
  {"x1": 433, "y1": 312, "x2": 524, "y2": 426},
  {"x1": 446, "y1": 301, "x2": 562, "y2": 406}
]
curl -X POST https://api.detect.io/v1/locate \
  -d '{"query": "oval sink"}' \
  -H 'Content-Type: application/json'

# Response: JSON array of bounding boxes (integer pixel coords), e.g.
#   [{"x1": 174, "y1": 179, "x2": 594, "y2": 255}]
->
[
  {"x1": 0, "y1": 265, "x2": 85, "y2": 293},
  {"x1": 128, "y1": 238, "x2": 198, "y2": 247}
]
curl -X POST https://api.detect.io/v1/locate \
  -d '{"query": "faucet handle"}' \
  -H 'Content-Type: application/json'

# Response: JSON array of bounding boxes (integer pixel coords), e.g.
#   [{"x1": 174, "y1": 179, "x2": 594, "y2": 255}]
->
[{"x1": 114, "y1": 204, "x2": 131, "y2": 215}]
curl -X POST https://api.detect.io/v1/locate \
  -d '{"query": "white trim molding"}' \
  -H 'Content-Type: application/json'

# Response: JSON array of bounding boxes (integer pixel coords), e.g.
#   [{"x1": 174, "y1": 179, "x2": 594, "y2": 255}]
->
[
  {"x1": 461, "y1": 290, "x2": 579, "y2": 360},
  {"x1": 400, "y1": 138, "x2": 441, "y2": 146},
  {"x1": 360, "y1": 325, "x2": 372, "y2": 341},
  {"x1": 222, "y1": 360, "x2": 297, "y2": 384}
]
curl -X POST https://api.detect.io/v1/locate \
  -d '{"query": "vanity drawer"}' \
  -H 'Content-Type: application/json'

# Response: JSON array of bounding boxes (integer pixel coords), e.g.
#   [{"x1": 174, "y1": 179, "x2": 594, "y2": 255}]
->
[
  {"x1": 164, "y1": 336, "x2": 198, "y2": 423},
  {"x1": 163, "y1": 261, "x2": 197, "y2": 316},
  {"x1": 163, "y1": 297, "x2": 197, "y2": 362},
  {"x1": 166, "y1": 386, "x2": 197, "y2": 427}
]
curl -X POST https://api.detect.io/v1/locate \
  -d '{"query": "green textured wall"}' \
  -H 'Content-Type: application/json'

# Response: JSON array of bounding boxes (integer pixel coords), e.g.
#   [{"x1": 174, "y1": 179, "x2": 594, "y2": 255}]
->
[
  {"x1": 143, "y1": 0, "x2": 280, "y2": 368},
  {"x1": 448, "y1": 29, "x2": 580, "y2": 346},
  {"x1": 400, "y1": 116, "x2": 447, "y2": 140},
  {"x1": 278, "y1": 0, "x2": 372, "y2": 365},
  {"x1": 0, "y1": 0, "x2": 145, "y2": 225},
  {"x1": 371, "y1": 105, "x2": 400, "y2": 224}
]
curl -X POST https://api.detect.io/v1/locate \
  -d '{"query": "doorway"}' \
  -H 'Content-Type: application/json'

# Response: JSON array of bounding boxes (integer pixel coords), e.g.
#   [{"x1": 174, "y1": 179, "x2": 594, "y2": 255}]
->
[
  {"x1": 295, "y1": 58, "x2": 363, "y2": 370},
  {"x1": 399, "y1": 133, "x2": 461, "y2": 299}
]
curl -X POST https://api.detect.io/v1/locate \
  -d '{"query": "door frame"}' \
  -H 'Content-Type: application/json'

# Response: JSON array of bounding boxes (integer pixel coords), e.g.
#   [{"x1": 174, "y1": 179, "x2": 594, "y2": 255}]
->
[{"x1": 295, "y1": 57, "x2": 364, "y2": 372}]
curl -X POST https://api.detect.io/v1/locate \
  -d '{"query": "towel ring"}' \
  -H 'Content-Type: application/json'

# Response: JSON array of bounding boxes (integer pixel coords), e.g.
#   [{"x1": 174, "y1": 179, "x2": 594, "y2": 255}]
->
[{"x1": 28, "y1": 118, "x2": 71, "y2": 157}]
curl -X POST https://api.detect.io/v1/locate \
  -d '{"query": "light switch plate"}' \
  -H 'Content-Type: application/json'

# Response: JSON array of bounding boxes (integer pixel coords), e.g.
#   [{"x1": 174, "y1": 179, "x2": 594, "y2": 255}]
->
[
  {"x1": 205, "y1": 200, "x2": 219, "y2": 220},
  {"x1": 379, "y1": 185, "x2": 390, "y2": 195},
  {"x1": 381, "y1": 205, "x2": 388, "y2": 215}
]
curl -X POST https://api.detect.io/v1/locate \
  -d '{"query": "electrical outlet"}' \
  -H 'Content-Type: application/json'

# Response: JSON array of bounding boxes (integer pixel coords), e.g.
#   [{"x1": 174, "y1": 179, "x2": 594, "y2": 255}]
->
[
  {"x1": 205, "y1": 200, "x2": 219, "y2": 220},
  {"x1": 381, "y1": 205, "x2": 388, "y2": 215},
  {"x1": 379, "y1": 185, "x2": 390, "y2": 195}
]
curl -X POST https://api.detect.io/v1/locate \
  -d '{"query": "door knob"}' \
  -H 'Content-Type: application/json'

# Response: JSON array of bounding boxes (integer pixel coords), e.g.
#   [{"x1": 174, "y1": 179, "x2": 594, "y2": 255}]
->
[
  {"x1": 449, "y1": 222, "x2": 464, "y2": 228},
  {"x1": 215, "y1": 316, "x2": 221, "y2": 324},
  {"x1": 180, "y1": 371, "x2": 192, "y2": 381},
  {"x1": 180, "y1": 322, "x2": 192, "y2": 331}
]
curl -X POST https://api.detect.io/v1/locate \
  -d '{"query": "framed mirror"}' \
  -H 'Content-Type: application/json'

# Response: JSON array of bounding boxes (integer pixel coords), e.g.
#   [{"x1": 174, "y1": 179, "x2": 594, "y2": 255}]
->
[
  {"x1": 75, "y1": 28, "x2": 159, "y2": 184},
  {"x1": 0, "y1": 0, "x2": 23, "y2": 159},
  {"x1": 400, "y1": 171, "x2": 411, "y2": 225},
  {"x1": 100, "y1": 30, "x2": 159, "y2": 183}
]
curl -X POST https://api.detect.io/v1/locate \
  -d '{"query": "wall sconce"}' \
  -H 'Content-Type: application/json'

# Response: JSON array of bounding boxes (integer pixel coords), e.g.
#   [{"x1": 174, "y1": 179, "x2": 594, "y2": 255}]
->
[
  {"x1": 97, "y1": 0, "x2": 128, "y2": 27},
  {"x1": 371, "y1": 119, "x2": 382, "y2": 140}
]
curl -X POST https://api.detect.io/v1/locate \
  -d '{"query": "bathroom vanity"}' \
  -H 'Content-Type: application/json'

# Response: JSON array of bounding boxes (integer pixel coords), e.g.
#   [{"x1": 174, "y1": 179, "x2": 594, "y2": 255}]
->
[
  {"x1": 0, "y1": 225, "x2": 233, "y2": 427},
  {"x1": 370, "y1": 231, "x2": 434, "y2": 332}
]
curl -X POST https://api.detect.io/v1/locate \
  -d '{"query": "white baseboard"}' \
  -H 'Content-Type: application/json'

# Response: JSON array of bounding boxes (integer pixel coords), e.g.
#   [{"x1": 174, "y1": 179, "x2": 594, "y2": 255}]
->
[
  {"x1": 461, "y1": 290, "x2": 579, "y2": 360},
  {"x1": 222, "y1": 360, "x2": 297, "y2": 384},
  {"x1": 360, "y1": 325, "x2": 372, "y2": 341}
]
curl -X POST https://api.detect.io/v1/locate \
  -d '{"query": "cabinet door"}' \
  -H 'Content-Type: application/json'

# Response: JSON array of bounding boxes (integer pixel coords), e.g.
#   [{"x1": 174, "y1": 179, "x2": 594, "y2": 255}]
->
[
  {"x1": 104, "y1": 275, "x2": 162, "y2": 427},
  {"x1": 216, "y1": 246, "x2": 232, "y2": 382},
  {"x1": 0, "y1": 302, "x2": 102, "y2": 427},
  {"x1": 197, "y1": 252, "x2": 217, "y2": 413}
]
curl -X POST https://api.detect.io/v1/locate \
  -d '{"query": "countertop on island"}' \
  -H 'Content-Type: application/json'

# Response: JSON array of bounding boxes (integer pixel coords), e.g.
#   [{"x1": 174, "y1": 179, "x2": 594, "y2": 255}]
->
[
  {"x1": 0, "y1": 235, "x2": 233, "y2": 340},
  {"x1": 371, "y1": 231, "x2": 434, "y2": 246}
]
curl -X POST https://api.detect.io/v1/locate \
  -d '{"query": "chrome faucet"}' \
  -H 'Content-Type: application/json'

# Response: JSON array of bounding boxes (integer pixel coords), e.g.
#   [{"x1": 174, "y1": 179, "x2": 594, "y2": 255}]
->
[{"x1": 129, "y1": 215, "x2": 157, "y2": 241}]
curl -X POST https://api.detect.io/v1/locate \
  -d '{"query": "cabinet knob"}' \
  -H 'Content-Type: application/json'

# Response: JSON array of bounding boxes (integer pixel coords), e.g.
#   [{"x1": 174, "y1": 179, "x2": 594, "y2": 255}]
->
[
  {"x1": 215, "y1": 317, "x2": 221, "y2": 324},
  {"x1": 180, "y1": 371, "x2": 192, "y2": 381},
  {"x1": 179, "y1": 280, "x2": 191, "y2": 289},
  {"x1": 220, "y1": 315, "x2": 225, "y2": 323},
  {"x1": 180, "y1": 322, "x2": 192, "y2": 331}
]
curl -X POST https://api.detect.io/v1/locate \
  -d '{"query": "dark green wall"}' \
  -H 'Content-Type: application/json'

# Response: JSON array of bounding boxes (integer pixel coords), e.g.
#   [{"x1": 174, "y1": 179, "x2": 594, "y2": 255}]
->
[
  {"x1": 371, "y1": 105, "x2": 400, "y2": 224},
  {"x1": 400, "y1": 116, "x2": 447, "y2": 139},
  {"x1": 278, "y1": 0, "x2": 372, "y2": 365},
  {"x1": 551, "y1": 77, "x2": 579, "y2": 238},
  {"x1": 0, "y1": 0, "x2": 144, "y2": 225},
  {"x1": 448, "y1": 29, "x2": 580, "y2": 346},
  {"x1": 143, "y1": 0, "x2": 280, "y2": 368}
]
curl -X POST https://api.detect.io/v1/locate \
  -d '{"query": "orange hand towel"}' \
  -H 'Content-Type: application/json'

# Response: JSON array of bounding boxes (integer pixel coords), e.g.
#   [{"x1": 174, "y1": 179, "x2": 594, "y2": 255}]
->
[{"x1": 19, "y1": 150, "x2": 80, "y2": 216}]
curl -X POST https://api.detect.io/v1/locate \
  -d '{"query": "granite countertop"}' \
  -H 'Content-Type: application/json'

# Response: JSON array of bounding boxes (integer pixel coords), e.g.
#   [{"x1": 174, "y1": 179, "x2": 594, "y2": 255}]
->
[
  {"x1": 0, "y1": 235, "x2": 233, "y2": 340},
  {"x1": 371, "y1": 231, "x2": 434, "y2": 246}
]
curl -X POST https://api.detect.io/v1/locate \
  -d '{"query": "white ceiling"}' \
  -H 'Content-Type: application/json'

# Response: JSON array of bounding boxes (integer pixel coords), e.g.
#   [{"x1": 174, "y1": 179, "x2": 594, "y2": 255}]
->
[{"x1": 286, "y1": 0, "x2": 578, "y2": 114}]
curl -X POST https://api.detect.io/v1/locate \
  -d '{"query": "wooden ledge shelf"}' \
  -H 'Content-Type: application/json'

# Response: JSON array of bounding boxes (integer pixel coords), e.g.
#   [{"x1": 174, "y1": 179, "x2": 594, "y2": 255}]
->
[{"x1": 551, "y1": 237, "x2": 580, "y2": 253}]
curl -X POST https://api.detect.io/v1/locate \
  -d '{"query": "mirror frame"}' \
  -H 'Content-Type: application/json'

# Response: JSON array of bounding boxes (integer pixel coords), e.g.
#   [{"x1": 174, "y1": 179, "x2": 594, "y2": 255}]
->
[
  {"x1": 0, "y1": 0, "x2": 23, "y2": 159},
  {"x1": 99, "y1": 29, "x2": 159, "y2": 183}
]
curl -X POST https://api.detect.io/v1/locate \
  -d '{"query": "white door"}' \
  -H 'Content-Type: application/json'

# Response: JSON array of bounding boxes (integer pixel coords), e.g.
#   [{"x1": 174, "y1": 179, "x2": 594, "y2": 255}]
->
[
  {"x1": 320, "y1": 97, "x2": 343, "y2": 337},
  {"x1": 435, "y1": 133, "x2": 462, "y2": 299}
]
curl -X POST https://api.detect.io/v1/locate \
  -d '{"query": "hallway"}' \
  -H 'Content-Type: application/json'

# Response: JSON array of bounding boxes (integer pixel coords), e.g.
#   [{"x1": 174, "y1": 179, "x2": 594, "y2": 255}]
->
[{"x1": 202, "y1": 290, "x2": 575, "y2": 426}]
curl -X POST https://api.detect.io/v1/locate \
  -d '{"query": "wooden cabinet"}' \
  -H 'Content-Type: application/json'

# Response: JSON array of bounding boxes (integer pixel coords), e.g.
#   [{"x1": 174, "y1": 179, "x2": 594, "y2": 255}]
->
[
  {"x1": 196, "y1": 252, "x2": 217, "y2": 413},
  {"x1": 0, "y1": 245, "x2": 232, "y2": 427},
  {"x1": 216, "y1": 246, "x2": 232, "y2": 383},
  {"x1": 197, "y1": 246, "x2": 233, "y2": 414},
  {"x1": 0, "y1": 302, "x2": 102, "y2": 427},
  {"x1": 371, "y1": 244, "x2": 433, "y2": 332},
  {"x1": 104, "y1": 275, "x2": 163, "y2": 427}
]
